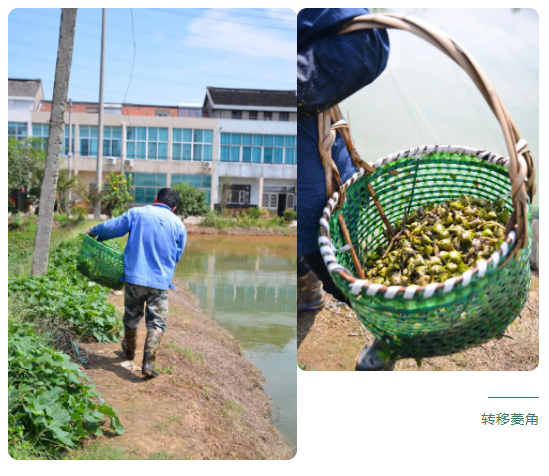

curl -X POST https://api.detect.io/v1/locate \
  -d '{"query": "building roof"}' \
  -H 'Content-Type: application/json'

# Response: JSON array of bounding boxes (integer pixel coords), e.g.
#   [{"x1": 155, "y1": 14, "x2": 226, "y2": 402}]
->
[
  {"x1": 206, "y1": 87, "x2": 296, "y2": 108},
  {"x1": 8, "y1": 78, "x2": 42, "y2": 98}
]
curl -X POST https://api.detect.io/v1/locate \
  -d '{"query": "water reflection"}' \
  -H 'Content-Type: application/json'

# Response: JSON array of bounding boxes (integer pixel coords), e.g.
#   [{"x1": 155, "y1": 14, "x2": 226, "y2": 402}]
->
[{"x1": 175, "y1": 235, "x2": 297, "y2": 446}]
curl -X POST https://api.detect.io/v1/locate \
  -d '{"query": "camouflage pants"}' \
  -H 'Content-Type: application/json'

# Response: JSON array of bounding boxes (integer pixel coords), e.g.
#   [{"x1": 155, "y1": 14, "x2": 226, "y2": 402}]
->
[{"x1": 123, "y1": 282, "x2": 169, "y2": 333}]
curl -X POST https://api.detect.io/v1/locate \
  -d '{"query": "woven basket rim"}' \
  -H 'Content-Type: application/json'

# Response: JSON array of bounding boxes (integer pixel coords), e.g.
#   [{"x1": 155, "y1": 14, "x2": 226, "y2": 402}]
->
[
  {"x1": 83, "y1": 234, "x2": 124, "y2": 258},
  {"x1": 318, "y1": 144, "x2": 522, "y2": 300}
]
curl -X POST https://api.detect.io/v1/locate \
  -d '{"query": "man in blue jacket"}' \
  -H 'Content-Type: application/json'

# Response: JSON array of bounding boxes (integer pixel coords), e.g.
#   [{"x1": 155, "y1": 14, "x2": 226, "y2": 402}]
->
[
  {"x1": 87, "y1": 188, "x2": 186, "y2": 378},
  {"x1": 298, "y1": 8, "x2": 391, "y2": 370}
]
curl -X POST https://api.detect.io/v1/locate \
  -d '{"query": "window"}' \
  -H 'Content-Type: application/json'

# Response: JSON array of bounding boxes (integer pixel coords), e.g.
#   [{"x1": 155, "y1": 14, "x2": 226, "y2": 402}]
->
[
  {"x1": 262, "y1": 193, "x2": 278, "y2": 209},
  {"x1": 279, "y1": 112, "x2": 289, "y2": 122},
  {"x1": 286, "y1": 193, "x2": 296, "y2": 209},
  {"x1": 126, "y1": 173, "x2": 166, "y2": 204},
  {"x1": 220, "y1": 133, "x2": 296, "y2": 164},
  {"x1": 178, "y1": 108, "x2": 202, "y2": 118},
  {"x1": 127, "y1": 127, "x2": 168, "y2": 160},
  {"x1": 104, "y1": 107, "x2": 121, "y2": 115},
  {"x1": 86, "y1": 108, "x2": 98, "y2": 114},
  {"x1": 226, "y1": 185, "x2": 250, "y2": 205},
  {"x1": 155, "y1": 110, "x2": 169, "y2": 117},
  {"x1": 103, "y1": 126, "x2": 122, "y2": 157},
  {"x1": 8, "y1": 122, "x2": 27, "y2": 140},
  {"x1": 61, "y1": 125, "x2": 75, "y2": 156},
  {"x1": 249, "y1": 111, "x2": 258, "y2": 120},
  {"x1": 263, "y1": 186, "x2": 296, "y2": 210},
  {"x1": 263, "y1": 111, "x2": 272, "y2": 121},
  {"x1": 172, "y1": 128, "x2": 213, "y2": 161},
  {"x1": 32, "y1": 123, "x2": 49, "y2": 149},
  {"x1": 171, "y1": 174, "x2": 212, "y2": 204},
  {"x1": 232, "y1": 111, "x2": 242, "y2": 120},
  {"x1": 79, "y1": 125, "x2": 98, "y2": 157}
]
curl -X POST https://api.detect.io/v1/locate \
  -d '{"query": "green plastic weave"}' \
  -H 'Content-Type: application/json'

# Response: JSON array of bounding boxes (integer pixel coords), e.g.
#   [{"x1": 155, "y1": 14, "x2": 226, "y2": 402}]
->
[
  {"x1": 327, "y1": 151, "x2": 531, "y2": 358},
  {"x1": 77, "y1": 234, "x2": 125, "y2": 290}
]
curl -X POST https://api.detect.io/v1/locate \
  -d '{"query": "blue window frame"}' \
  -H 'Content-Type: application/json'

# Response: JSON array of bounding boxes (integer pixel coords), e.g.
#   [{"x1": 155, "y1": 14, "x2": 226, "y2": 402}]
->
[{"x1": 173, "y1": 128, "x2": 213, "y2": 161}]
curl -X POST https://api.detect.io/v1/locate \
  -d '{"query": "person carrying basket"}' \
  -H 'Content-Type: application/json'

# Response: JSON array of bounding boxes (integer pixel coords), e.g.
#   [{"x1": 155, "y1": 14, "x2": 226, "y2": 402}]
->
[
  {"x1": 87, "y1": 188, "x2": 186, "y2": 378},
  {"x1": 297, "y1": 8, "x2": 391, "y2": 370}
]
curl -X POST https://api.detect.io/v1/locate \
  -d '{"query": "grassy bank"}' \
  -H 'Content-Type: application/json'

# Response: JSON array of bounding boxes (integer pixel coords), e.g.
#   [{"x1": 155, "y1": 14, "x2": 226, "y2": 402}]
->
[{"x1": 8, "y1": 223, "x2": 124, "y2": 459}]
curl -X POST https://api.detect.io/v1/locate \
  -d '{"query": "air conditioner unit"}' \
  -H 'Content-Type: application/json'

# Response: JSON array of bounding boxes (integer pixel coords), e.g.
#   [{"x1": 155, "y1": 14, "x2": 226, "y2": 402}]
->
[
  {"x1": 106, "y1": 157, "x2": 117, "y2": 165},
  {"x1": 203, "y1": 161, "x2": 212, "y2": 169},
  {"x1": 124, "y1": 159, "x2": 134, "y2": 168}
]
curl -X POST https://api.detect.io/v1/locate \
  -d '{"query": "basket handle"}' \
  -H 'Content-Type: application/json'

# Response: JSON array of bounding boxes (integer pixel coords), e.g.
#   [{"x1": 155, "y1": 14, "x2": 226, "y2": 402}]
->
[{"x1": 337, "y1": 13, "x2": 535, "y2": 256}]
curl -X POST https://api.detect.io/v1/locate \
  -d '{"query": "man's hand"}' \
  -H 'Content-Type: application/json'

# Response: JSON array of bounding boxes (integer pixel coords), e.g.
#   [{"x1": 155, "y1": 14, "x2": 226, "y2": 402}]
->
[{"x1": 85, "y1": 230, "x2": 97, "y2": 238}]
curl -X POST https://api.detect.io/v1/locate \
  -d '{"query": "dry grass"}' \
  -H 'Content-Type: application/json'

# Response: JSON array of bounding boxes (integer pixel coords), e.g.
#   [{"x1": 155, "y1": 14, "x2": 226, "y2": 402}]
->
[
  {"x1": 298, "y1": 271, "x2": 539, "y2": 372},
  {"x1": 78, "y1": 279, "x2": 294, "y2": 460}
]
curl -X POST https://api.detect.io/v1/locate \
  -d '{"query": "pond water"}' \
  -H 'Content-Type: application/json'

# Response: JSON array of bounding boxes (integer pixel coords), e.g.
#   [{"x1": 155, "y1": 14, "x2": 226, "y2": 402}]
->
[
  {"x1": 175, "y1": 235, "x2": 297, "y2": 447},
  {"x1": 340, "y1": 8, "x2": 539, "y2": 209}
]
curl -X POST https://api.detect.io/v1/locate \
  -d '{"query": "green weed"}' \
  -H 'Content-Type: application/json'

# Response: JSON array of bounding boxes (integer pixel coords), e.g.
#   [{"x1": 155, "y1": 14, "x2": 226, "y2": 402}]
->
[
  {"x1": 8, "y1": 320, "x2": 124, "y2": 456},
  {"x1": 166, "y1": 342, "x2": 205, "y2": 364}
]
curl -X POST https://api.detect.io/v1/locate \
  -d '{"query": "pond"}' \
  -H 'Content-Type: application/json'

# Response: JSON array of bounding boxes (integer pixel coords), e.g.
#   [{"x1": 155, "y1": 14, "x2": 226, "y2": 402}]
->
[
  {"x1": 341, "y1": 8, "x2": 539, "y2": 211},
  {"x1": 175, "y1": 235, "x2": 297, "y2": 447}
]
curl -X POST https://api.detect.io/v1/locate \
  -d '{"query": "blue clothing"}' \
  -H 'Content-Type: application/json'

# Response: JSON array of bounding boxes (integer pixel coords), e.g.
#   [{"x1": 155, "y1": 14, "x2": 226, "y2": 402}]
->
[
  {"x1": 89, "y1": 204, "x2": 187, "y2": 291},
  {"x1": 297, "y1": 8, "x2": 390, "y2": 255}
]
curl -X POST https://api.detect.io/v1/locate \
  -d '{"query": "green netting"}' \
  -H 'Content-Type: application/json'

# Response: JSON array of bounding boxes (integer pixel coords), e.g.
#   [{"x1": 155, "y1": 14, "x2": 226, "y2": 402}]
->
[
  {"x1": 327, "y1": 151, "x2": 531, "y2": 358},
  {"x1": 77, "y1": 234, "x2": 125, "y2": 290}
]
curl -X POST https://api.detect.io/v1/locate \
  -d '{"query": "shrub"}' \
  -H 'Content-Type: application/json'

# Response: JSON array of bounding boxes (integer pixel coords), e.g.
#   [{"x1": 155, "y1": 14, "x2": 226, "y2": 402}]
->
[
  {"x1": 53, "y1": 214, "x2": 71, "y2": 227},
  {"x1": 172, "y1": 182, "x2": 210, "y2": 218},
  {"x1": 215, "y1": 217, "x2": 229, "y2": 230},
  {"x1": 283, "y1": 209, "x2": 297, "y2": 223},
  {"x1": 102, "y1": 173, "x2": 133, "y2": 218},
  {"x1": 8, "y1": 236, "x2": 122, "y2": 343},
  {"x1": 10, "y1": 213, "x2": 24, "y2": 230},
  {"x1": 201, "y1": 211, "x2": 217, "y2": 227},
  {"x1": 247, "y1": 207, "x2": 262, "y2": 219},
  {"x1": 70, "y1": 204, "x2": 88, "y2": 222}
]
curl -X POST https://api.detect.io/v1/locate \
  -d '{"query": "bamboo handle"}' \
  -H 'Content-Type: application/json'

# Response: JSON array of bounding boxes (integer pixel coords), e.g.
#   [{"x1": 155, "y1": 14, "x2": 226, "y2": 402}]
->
[
  {"x1": 338, "y1": 13, "x2": 535, "y2": 257},
  {"x1": 338, "y1": 213, "x2": 366, "y2": 279}
]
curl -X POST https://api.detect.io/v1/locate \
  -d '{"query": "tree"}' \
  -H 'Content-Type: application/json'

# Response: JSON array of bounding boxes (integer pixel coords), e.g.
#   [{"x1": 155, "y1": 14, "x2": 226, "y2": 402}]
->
[
  {"x1": 218, "y1": 176, "x2": 232, "y2": 214},
  {"x1": 101, "y1": 173, "x2": 133, "y2": 218},
  {"x1": 32, "y1": 8, "x2": 77, "y2": 276},
  {"x1": 8, "y1": 137, "x2": 45, "y2": 195},
  {"x1": 172, "y1": 183, "x2": 210, "y2": 218}
]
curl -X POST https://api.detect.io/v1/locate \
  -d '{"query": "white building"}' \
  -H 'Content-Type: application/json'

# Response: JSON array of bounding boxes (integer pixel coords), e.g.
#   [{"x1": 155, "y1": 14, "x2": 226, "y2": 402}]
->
[
  {"x1": 204, "y1": 87, "x2": 297, "y2": 214},
  {"x1": 8, "y1": 79, "x2": 297, "y2": 214}
]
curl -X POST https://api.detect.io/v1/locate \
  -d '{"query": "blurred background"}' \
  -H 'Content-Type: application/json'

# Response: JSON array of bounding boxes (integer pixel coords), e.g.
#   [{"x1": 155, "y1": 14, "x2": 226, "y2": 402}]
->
[{"x1": 340, "y1": 8, "x2": 539, "y2": 214}]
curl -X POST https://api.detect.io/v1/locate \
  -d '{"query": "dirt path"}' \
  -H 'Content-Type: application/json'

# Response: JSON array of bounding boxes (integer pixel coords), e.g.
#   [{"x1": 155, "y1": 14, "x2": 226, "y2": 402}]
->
[
  {"x1": 79, "y1": 278, "x2": 293, "y2": 460},
  {"x1": 298, "y1": 272, "x2": 539, "y2": 372}
]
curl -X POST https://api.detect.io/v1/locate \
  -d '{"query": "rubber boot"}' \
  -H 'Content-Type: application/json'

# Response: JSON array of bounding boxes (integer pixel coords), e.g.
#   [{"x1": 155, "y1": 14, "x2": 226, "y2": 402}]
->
[
  {"x1": 142, "y1": 328, "x2": 162, "y2": 378},
  {"x1": 121, "y1": 326, "x2": 138, "y2": 360},
  {"x1": 297, "y1": 271, "x2": 326, "y2": 311},
  {"x1": 355, "y1": 338, "x2": 393, "y2": 371}
]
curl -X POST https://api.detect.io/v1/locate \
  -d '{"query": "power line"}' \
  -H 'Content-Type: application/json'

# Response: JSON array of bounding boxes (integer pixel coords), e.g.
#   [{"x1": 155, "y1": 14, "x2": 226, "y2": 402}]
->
[
  {"x1": 151, "y1": 8, "x2": 296, "y2": 31},
  {"x1": 123, "y1": 9, "x2": 137, "y2": 134},
  {"x1": 9, "y1": 41, "x2": 294, "y2": 85},
  {"x1": 9, "y1": 19, "x2": 294, "y2": 66},
  {"x1": 207, "y1": 8, "x2": 297, "y2": 23},
  {"x1": 9, "y1": 52, "x2": 295, "y2": 95}
]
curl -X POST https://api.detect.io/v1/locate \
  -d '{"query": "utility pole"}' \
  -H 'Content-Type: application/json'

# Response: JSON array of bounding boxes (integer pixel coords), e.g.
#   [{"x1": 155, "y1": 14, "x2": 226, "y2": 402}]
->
[
  {"x1": 32, "y1": 8, "x2": 77, "y2": 276},
  {"x1": 94, "y1": 8, "x2": 106, "y2": 220},
  {"x1": 67, "y1": 98, "x2": 72, "y2": 202}
]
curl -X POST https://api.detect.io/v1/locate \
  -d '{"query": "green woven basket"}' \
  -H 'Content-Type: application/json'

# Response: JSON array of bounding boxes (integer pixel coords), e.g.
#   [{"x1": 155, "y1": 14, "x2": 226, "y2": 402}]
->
[
  {"x1": 314, "y1": 14, "x2": 536, "y2": 359},
  {"x1": 77, "y1": 234, "x2": 125, "y2": 290},
  {"x1": 319, "y1": 146, "x2": 531, "y2": 358}
]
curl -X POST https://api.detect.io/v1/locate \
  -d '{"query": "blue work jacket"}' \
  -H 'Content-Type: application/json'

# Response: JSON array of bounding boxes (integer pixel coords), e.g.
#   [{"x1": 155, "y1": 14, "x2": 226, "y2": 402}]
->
[
  {"x1": 89, "y1": 204, "x2": 187, "y2": 290},
  {"x1": 297, "y1": 8, "x2": 390, "y2": 254}
]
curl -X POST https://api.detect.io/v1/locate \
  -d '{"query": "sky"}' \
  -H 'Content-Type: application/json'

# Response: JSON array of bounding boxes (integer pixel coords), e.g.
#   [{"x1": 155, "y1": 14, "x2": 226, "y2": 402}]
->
[{"x1": 8, "y1": 8, "x2": 297, "y2": 106}]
